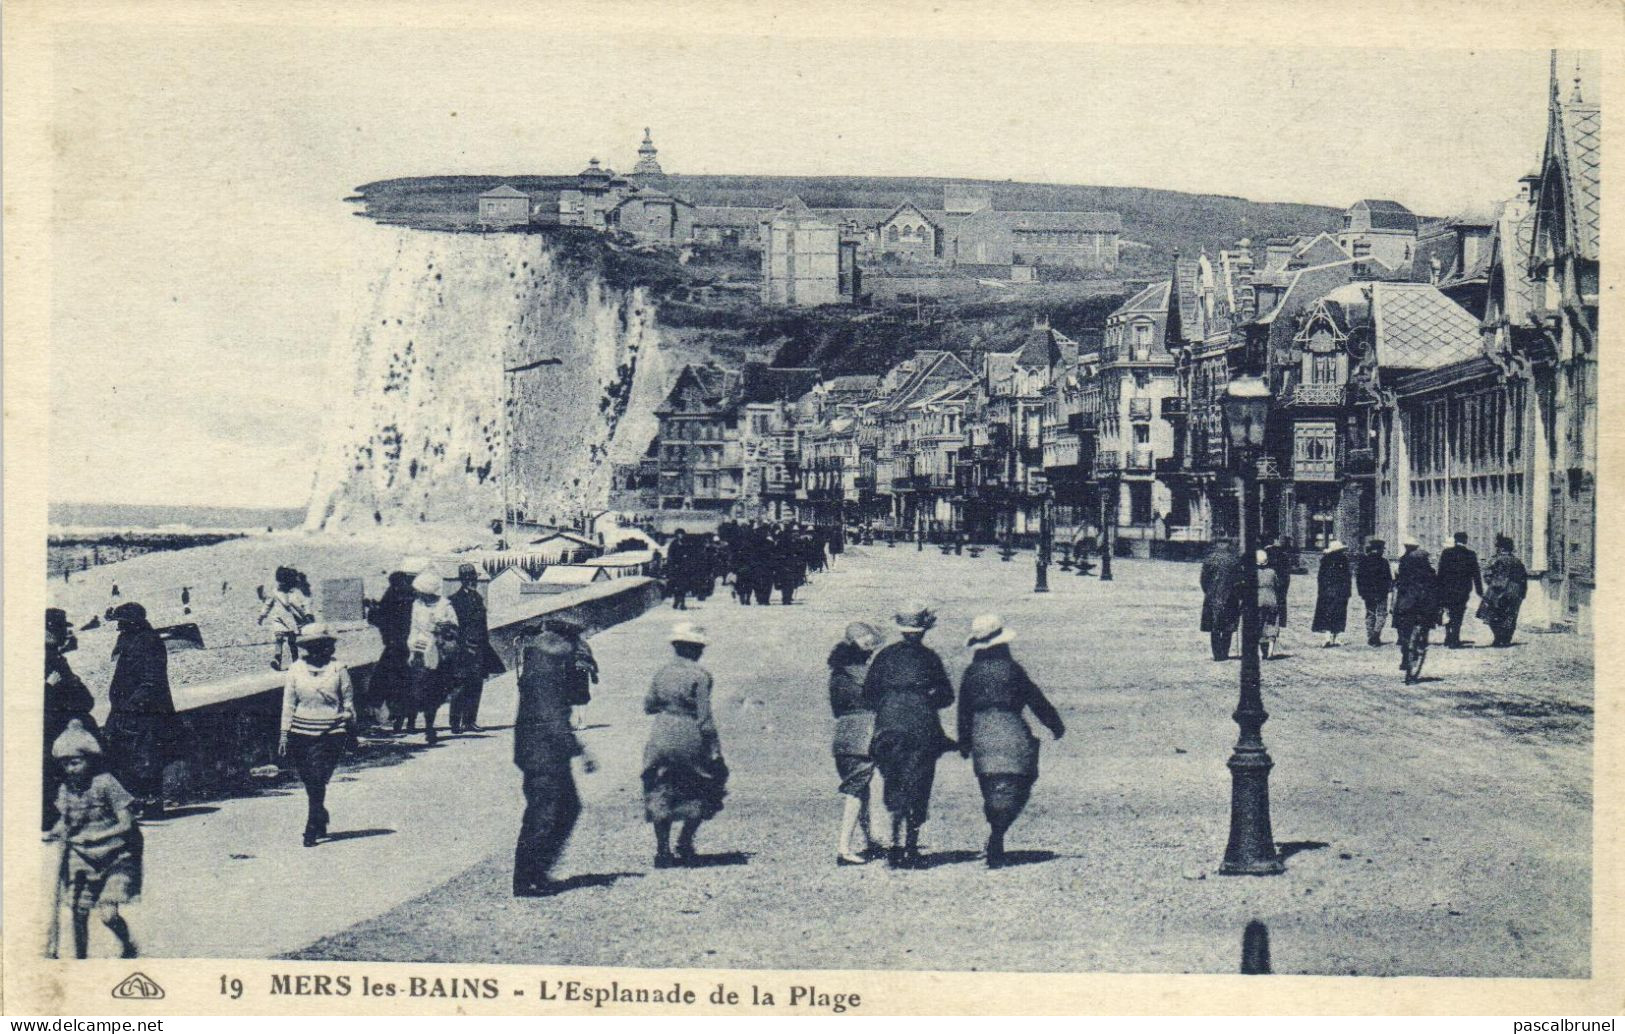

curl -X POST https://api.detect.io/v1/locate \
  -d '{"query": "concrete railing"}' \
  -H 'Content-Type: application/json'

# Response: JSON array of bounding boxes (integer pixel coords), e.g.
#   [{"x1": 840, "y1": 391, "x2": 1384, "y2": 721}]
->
[{"x1": 168, "y1": 577, "x2": 662, "y2": 799}]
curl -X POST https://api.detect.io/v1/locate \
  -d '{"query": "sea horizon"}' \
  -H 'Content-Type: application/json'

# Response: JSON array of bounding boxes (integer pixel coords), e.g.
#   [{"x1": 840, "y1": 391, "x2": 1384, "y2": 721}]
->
[{"x1": 47, "y1": 500, "x2": 308, "y2": 533}]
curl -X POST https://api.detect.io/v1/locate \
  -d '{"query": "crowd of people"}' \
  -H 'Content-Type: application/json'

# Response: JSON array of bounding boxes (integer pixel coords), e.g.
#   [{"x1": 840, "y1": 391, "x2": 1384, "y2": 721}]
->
[
  {"x1": 42, "y1": 521, "x2": 1540, "y2": 952},
  {"x1": 1199, "y1": 530, "x2": 1530, "y2": 682},
  {"x1": 663, "y1": 521, "x2": 843, "y2": 610},
  {"x1": 504, "y1": 596, "x2": 1067, "y2": 896}
]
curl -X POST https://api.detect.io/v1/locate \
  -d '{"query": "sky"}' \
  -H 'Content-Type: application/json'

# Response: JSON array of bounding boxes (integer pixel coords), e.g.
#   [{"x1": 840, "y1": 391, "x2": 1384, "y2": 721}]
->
[{"x1": 42, "y1": 14, "x2": 1596, "y2": 508}]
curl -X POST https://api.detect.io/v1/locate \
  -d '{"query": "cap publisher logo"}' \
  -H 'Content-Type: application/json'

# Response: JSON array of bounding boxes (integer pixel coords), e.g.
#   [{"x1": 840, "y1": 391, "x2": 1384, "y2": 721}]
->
[{"x1": 111, "y1": 972, "x2": 165, "y2": 1000}]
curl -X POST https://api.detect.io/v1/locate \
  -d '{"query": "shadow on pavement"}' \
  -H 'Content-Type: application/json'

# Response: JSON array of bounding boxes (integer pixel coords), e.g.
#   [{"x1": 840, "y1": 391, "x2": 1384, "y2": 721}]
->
[
  {"x1": 322, "y1": 828, "x2": 395, "y2": 843},
  {"x1": 551, "y1": 872, "x2": 642, "y2": 893},
  {"x1": 143, "y1": 805, "x2": 220, "y2": 821},
  {"x1": 996, "y1": 849, "x2": 1058, "y2": 867},
  {"x1": 916, "y1": 849, "x2": 981, "y2": 869},
  {"x1": 1276, "y1": 840, "x2": 1329, "y2": 861},
  {"x1": 683, "y1": 851, "x2": 752, "y2": 868}
]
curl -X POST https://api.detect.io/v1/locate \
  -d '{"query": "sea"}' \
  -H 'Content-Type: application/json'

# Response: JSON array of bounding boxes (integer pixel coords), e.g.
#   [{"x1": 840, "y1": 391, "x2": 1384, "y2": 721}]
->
[
  {"x1": 47, "y1": 503, "x2": 308, "y2": 577},
  {"x1": 49, "y1": 502, "x2": 307, "y2": 534}
]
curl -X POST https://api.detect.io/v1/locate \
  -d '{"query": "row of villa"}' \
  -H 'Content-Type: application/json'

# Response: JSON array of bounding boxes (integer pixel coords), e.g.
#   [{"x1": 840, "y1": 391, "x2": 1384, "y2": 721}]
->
[{"x1": 614, "y1": 65, "x2": 1597, "y2": 632}]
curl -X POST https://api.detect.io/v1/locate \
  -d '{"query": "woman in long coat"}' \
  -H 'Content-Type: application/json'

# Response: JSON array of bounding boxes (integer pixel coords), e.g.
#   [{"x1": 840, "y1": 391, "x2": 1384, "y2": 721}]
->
[
  {"x1": 957, "y1": 615, "x2": 1064, "y2": 868},
  {"x1": 1255, "y1": 552, "x2": 1282, "y2": 659},
  {"x1": 512, "y1": 623, "x2": 595, "y2": 896},
  {"x1": 370, "y1": 563, "x2": 420, "y2": 732},
  {"x1": 1199, "y1": 540, "x2": 1244, "y2": 661},
  {"x1": 861, "y1": 603, "x2": 954, "y2": 869},
  {"x1": 828, "y1": 621, "x2": 885, "y2": 865},
  {"x1": 1480, "y1": 535, "x2": 1529, "y2": 648},
  {"x1": 642, "y1": 622, "x2": 726, "y2": 867},
  {"x1": 103, "y1": 603, "x2": 179, "y2": 818},
  {"x1": 1311, "y1": 540, "x2": 1352, "y2": 647}
]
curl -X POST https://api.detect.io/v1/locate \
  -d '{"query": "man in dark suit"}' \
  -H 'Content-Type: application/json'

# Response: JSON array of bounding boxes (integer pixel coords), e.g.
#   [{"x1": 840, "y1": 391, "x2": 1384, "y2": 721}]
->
[
  {"x1": 1199, "y1": 539, "x2": 1245, "y2": 660},
  {"x1": 1356, "y1": 539, "x2": 1394, "y2": 646},
  {"x1": 512, "y1": 623, "x2": 597, "y2": 896},
  {"x1": 447, "y1": 564, "x2": 502, "y2": 734},
  {"x1": 1392, "y1": 538, "x2": 1439, "y2": 682},
  {"x1": 1436, "y1": 532, "x2": 1485, "y2": 648}
]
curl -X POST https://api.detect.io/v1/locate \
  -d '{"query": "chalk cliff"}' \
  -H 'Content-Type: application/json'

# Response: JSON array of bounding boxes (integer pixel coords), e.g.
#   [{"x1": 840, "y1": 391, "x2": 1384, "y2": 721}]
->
[{"x1": 304, "y1": 231, "x2": 668, "y2": 531}]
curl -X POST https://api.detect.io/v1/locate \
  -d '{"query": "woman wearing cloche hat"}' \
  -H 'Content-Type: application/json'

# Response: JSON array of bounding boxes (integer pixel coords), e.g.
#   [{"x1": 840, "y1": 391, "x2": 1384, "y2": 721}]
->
[
  {"x1": 405, "y1": 570, "x2": 460, "y2": 744},
  {"x1": 957, "y1": 615, "x2": 1065, "y2": 868},
  {"x1": 641, "y1": 622, "x2": 728, "y2": 867},
  {"x1": 278, "y1": 625, "x2": 355, "y2": 847},
  {"x1": 827, "y1": 621, "x2": 887, "y2": 865},
  {"x1": 1312, "y1": 540, "x2": 1352, "y2": 648},
  {"x1": 861, "y1": 602, "x2": 954, "y2": 868}
]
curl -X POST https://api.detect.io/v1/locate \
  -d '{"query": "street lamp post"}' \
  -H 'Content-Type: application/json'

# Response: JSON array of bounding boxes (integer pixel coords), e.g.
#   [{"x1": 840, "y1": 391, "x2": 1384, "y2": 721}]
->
[
  {"x1": 1099, "y1": 477, "x2": 1115, "y2": 581},
  {"x1": 1219, "y1": 374, "x2": 1283, "y2": 876},
  {"x1": 1034, "y1": 487, "x2": 1052, "y2": 593}
]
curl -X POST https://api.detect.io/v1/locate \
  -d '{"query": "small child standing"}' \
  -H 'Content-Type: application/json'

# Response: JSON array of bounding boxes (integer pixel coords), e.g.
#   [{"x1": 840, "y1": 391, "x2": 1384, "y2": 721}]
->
[{"x1": 45, "y1": 719, "x2": 141, "y2": 959}]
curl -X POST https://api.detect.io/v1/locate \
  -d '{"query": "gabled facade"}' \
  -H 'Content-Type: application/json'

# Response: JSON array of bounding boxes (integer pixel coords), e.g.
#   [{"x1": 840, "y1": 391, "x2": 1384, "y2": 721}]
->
[{"x1": 1525, "y1": 54, "x2": 1600, "y2": 629}]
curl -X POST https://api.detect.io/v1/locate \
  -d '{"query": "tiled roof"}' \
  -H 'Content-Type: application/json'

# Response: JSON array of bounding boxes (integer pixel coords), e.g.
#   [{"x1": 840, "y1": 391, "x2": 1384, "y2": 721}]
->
[
  {"x1": 1111, "y1": 280, "x2": 1171, "y2": 319},
  {"x1": 1351, "y1": 199, "x2": 1419, "y2": 232},
  {"x1": 1560, "y1": 102, "x2": 1601, "y2": 261},
  {"x1": 1489, "y1": 199, "x2": 1539, "y2": 324},
  {"x1": 1370, "y1": 282, "x2": 1483, "y2": 371},
  {"x1": 1173, "y1": 258, "x2": 1202, "y2": 342}
]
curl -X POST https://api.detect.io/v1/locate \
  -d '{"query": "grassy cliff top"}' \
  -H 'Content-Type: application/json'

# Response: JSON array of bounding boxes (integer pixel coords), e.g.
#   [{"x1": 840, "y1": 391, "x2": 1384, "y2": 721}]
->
[{"x1": 351, "y1": 172, "x2": 1342, "y2": 267}]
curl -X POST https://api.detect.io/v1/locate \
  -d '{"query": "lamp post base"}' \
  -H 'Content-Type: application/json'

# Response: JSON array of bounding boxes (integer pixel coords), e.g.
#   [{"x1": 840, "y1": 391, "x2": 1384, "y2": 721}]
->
[{"x1": 1219, "y1": 747, "x2": 1282, "y2": 876}]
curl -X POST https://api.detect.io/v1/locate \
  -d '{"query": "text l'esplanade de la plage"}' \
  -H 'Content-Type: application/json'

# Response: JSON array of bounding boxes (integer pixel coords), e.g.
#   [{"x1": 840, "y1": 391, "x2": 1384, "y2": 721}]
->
[{"x1": 268, "y1": 973, "x2": 862, "y2": 1012}]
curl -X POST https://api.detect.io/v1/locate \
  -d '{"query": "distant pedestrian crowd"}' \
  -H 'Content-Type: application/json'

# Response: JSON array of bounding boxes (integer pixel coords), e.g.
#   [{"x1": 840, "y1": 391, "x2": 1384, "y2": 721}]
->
[{"x1": 1199, "y1": 530, "x2": 1529, "y2": 681}]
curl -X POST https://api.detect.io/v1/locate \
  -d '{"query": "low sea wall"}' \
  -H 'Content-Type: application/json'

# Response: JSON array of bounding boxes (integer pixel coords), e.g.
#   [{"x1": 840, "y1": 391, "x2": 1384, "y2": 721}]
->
[{"x1": 169, "y1": 577, "x2": 662, "y2": 799}]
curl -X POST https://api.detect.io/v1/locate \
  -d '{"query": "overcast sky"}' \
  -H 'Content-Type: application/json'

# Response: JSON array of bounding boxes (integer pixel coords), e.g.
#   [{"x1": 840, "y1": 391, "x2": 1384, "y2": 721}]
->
[{"x1": 45, "y1": 17, "x2": 1595, "y2": 507}]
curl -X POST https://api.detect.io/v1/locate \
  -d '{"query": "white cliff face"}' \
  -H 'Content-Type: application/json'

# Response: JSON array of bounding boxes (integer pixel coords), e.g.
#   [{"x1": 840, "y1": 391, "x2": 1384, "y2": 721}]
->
[{"x1": 305, "y1": 231, "x2": 667, "y2": 531}]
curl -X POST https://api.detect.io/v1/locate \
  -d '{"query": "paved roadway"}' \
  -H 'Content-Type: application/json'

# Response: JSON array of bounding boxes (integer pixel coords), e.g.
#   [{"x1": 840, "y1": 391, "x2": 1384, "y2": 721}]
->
[{"x1": 105, "y1": 545, "x2": 1592, "y2": 976}]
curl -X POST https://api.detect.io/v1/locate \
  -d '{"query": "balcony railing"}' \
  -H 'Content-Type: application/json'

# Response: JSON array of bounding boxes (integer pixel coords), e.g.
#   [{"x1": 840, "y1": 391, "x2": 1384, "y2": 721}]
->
[
  {"x1": 1128, "y1": 447, "x2": 1156, "y2": 471},
  {"x1": 1129, "y1": 398, "x2": 1153, "y2": 421},
  {"x1": 1161, "y1": 397, "x2": 1188, "y2": 419},
  {"x1": 1289, "y1": 383, "x2": 1347, "y2": 407},
  {"x1": 1067, "y1": 412, "x2": 1098, "y2": 433},
  {"x1": 1345, "y1": 447, "x2": 1377, "y2": 475},
  {"x1": 1094, "y1": 451, "x2": 1121, "y2": 475}
]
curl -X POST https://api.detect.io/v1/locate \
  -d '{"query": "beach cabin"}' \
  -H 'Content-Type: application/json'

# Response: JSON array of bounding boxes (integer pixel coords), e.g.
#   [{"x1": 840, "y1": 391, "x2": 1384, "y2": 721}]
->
[
  {"x1": 582, "y1": 550, "x2": 658, "y2": 579},
  {"x1": 523, "y1": 565, "x2": 612, "y2": 595},
  {"x1": 525, "y1": 531, "x2": 603, "y2": 565},
  {"x1": 486, "y1": 566, "x2": 535, "y2": 614}
]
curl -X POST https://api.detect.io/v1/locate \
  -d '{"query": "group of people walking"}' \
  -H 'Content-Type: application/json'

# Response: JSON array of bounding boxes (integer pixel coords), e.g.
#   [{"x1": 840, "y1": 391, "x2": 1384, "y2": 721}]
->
[
  {"x1": 365, "y1": 558, "x2": 505, "y2": 742},
  {"x1": 1200, "y1": 530, "x2": 1530, "y2": 681},
  {"x1": 665, "y1": 521, "x2": 842, "y2": 610},
  {"x1": 502, "y1": 591, "x2": 1068, "y2": 895}
]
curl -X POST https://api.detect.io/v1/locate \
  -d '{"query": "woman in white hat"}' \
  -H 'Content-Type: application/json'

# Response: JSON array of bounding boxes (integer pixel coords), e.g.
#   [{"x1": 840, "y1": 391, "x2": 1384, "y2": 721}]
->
[
  {"x1": 278, "y1": 625, "x2": 355, "y2": 847},
  {"x1": 1312, "y1": 540, "x2": 1352, "y2": 647},
  {"x1": 861, "y1": 602, "x2": 954, "y2": 868},
  {"x1": 957, "y1": 615, "x2": 1065, "y2": 868},
  {"x1": 828, "y1": 621, "x2": 887, "y2": 865},
  {"x1": 642, "y1": 622, "x2": 727, "y2": 867},
  {"x1": 406, "y1": 570, "x2": 460, "y2": 744},
  {"x1": 1255, "y1": 551, "x2": 1282, "y2": 659}
]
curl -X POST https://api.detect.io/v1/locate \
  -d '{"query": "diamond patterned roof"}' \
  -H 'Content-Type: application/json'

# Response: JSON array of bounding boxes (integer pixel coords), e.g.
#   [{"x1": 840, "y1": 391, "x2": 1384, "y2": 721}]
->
[
  {"x1": 1370, "y1": 283, "x2": 1483, "y2": 371},
  {"x1": 1560, "y1": 103, "x2": 1600, "y2": 261}
]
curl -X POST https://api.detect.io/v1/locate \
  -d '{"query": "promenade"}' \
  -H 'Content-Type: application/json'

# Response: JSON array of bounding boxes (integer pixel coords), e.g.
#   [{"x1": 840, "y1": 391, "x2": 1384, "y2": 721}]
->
[{"x1": 105, "y1": 546, "x2": 1591, "y2": 976}]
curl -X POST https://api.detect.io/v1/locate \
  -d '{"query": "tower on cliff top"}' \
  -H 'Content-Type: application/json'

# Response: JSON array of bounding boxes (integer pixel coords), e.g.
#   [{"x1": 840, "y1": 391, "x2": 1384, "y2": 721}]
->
[{"x1": 632, "y1": 128, "x2": 664, "y2": 176}]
